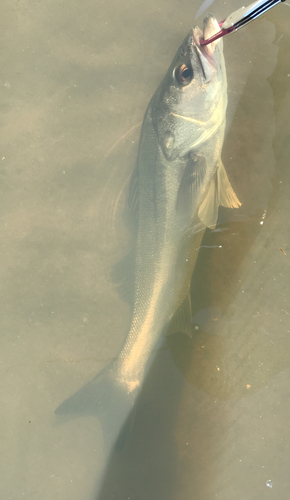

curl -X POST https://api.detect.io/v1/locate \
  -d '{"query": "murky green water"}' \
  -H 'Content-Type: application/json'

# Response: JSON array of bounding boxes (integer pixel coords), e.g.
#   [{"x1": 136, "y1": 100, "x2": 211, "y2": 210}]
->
[{"x1": 1, "y1": 0, "x2": 290, "y2": 498}]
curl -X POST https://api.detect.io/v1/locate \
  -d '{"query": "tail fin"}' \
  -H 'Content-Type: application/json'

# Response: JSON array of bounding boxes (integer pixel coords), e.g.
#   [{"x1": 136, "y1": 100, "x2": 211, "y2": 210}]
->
[{"x1": 55, "y1": 364, "x2": 137, "y2": 450}]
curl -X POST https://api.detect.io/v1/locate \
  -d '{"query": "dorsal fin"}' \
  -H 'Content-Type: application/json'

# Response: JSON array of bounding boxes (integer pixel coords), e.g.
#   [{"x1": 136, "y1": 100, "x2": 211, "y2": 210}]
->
[
  {"x1": 217, "y1": 160, "x2": 241, "y2": 209},
  {"x1": 198, "y1": 160, "x2": 241, "y2": 228}
]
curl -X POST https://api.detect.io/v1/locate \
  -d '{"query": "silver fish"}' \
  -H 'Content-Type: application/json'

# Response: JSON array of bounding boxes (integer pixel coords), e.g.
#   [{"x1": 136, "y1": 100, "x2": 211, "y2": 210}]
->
[{"x1": 55, "y1": 14, "x2": 240, "y2": 447}]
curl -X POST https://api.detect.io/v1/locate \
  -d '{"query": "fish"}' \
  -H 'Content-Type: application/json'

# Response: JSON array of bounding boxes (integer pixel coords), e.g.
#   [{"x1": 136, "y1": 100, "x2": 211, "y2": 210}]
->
[{"x1": 55, "y1": 14, "x2": 241, "y2": 448}]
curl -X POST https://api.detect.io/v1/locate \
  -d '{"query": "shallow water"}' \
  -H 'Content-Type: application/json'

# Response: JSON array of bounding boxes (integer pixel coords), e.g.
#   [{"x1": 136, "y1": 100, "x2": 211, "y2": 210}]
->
[{"x1": 1, "y1": 0, "x2": 290, "y2": 498}]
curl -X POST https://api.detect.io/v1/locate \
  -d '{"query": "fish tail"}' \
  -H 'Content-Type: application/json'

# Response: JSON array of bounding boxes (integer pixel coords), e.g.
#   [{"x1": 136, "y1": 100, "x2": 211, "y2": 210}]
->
[{"x1": 55, "y1": 363, "x2": 137, "y2": 450}]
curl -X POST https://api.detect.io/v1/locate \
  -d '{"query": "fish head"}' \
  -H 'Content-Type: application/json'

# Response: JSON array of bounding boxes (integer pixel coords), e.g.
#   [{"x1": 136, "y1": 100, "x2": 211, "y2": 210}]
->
[{"x1": 153, "y1": 14, "x2": 227, "y2": 161}]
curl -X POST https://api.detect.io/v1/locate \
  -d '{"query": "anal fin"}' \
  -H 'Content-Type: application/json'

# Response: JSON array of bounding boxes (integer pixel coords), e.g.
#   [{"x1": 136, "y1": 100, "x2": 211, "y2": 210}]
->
[{"x1": 166, "y1": 292, "x2": 193, "y2": 338}]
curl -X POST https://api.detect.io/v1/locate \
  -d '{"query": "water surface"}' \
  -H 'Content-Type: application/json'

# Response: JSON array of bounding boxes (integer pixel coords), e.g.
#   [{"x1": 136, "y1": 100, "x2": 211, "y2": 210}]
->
[{"x1": 1, "y1": 0, "x2": 290, "y2": 498}]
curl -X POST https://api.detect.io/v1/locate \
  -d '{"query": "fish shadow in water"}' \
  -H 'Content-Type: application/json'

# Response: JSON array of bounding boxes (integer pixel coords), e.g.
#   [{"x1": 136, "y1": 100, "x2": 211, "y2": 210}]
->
[
  {"x1": 94, "y1": 342, "x2": 185, "y2": 500},
  {"x1": 94, "y1": 221, "x2": 260, "y2": 499},
  {"x1": 93, "y1": 214, "x2": 274, "y2": 499}
]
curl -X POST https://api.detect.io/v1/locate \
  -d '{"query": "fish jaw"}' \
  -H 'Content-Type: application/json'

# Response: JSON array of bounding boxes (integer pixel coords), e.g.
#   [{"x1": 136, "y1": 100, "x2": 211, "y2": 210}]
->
[
  {"x1": 193, "y1": 14, "x2": 227, "y2": 103},
  {"x1": 195, "y1": 14, "x2": 224, "y2": 60}
]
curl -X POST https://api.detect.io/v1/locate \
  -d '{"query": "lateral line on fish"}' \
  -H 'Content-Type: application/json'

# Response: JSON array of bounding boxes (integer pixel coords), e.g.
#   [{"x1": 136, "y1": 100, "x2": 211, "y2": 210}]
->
[{"x1": 171, "y1": 112, "x2": 206, "y2": 126}]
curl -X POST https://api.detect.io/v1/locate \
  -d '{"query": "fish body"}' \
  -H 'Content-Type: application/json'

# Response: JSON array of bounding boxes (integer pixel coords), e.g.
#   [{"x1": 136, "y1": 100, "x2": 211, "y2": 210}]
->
[{"x1": 55, "y1": 15, "x2": 240, "y2": 446}]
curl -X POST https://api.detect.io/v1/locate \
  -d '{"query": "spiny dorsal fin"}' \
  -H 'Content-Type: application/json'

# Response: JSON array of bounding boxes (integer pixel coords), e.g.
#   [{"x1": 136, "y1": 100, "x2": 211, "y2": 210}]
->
[{"x1": 198, "y1": 160, "x2": 241, "y2": 228}]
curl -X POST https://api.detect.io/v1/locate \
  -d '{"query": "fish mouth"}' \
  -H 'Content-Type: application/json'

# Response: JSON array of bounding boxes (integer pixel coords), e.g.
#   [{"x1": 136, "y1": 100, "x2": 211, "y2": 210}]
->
[{"x1": 193, "y1": 14, "x2": 221, "y2": 66}]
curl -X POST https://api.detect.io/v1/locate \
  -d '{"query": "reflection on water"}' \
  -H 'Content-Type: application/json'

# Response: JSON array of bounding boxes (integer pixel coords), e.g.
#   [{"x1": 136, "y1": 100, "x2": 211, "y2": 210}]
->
[{"x1": 1, "y1": 0, "x2": 290, "y2": 499}]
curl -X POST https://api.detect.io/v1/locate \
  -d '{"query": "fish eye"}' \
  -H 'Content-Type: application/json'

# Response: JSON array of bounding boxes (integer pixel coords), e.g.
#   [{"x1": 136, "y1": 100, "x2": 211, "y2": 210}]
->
[{"x1": 175, "y1": 63, "x2": 194, "y2": 86}]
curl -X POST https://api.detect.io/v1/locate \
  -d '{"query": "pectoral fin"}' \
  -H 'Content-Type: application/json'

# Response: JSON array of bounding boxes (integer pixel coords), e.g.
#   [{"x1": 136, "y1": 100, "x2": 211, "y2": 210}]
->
[
  {"x1": 198, "y1": 161, "x2": 241, "y2": 228},
  {"x1": 176, "y1": 153, "x2": 207, "y2": 217}
]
